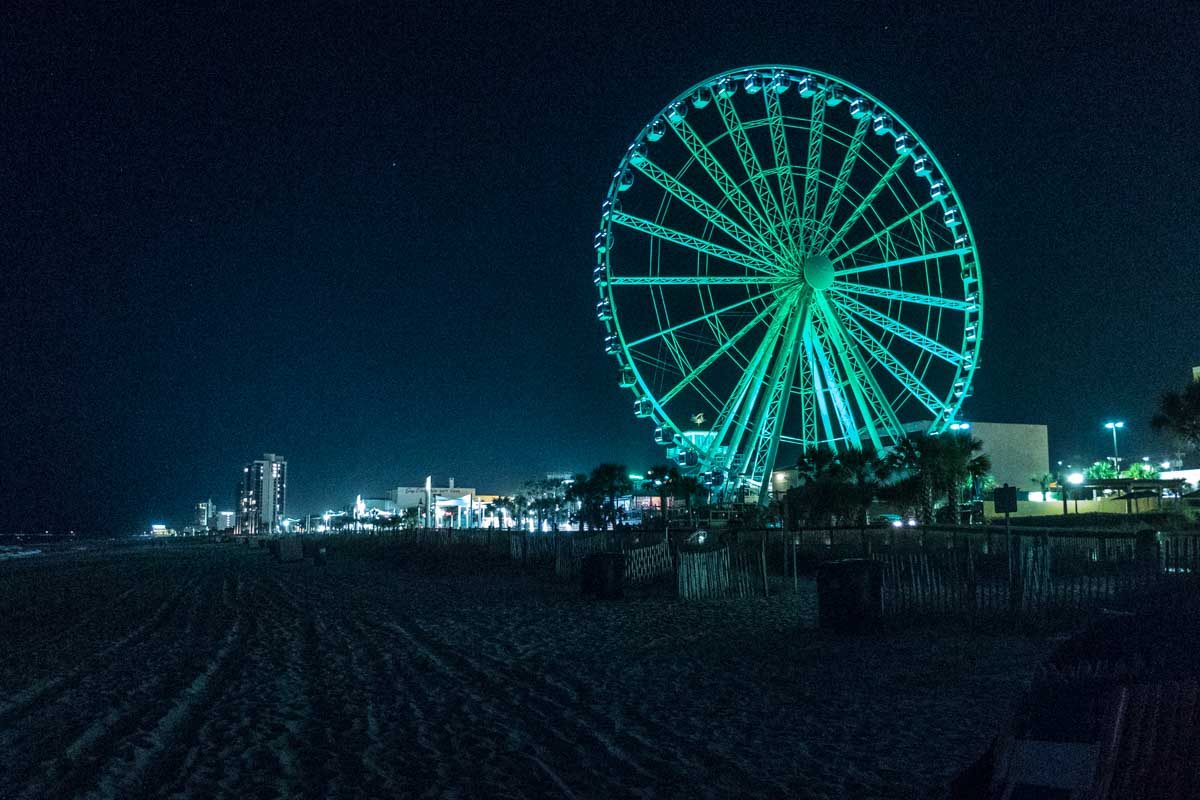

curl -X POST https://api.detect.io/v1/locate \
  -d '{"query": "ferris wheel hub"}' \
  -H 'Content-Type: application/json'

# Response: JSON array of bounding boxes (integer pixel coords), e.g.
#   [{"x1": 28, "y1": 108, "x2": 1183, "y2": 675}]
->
[{"x1": 801, "y1": 253, "x2": 834, "y2": 291}]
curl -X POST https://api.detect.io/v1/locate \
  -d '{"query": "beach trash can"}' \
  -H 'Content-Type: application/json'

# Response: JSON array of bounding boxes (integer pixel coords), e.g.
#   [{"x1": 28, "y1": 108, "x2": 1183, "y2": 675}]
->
[
  {"x1": 817, "y1": 558, "x2": 883, "y2": 632},
  {"x1": 582, "y1": 553, "x2": 626, "y2": 599}
]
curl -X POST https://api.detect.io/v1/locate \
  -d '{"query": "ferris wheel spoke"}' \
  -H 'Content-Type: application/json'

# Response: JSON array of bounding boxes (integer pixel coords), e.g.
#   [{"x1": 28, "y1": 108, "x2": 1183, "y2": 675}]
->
[
  {"x1": 714, "y1": 94, "x2": 789, "y2": 253},
  {"x1": 831, "y1": 281, "x2": 975, "y2": 312},
  {"x1": 795, "y1": 336, "x2": 818, "y2": 448},
  {"x1": 633, "y1": 157, "x2": 777, "y2": 262},
  {"x1": 624, "y1": 285, "x2": 784, "y2": 348},
  {"x1": 833, "y1": 293, "x2": 964, "y2": 366},
  {"x1": 763, "y1": 90, "x2": 803, "y2": 250},
  {"x1": 814, "y1": 115, "x2": 870, "y2": 254},
  {"x1": 831, "y1": 306, "x2": 945, "y2": 416},
  {"x1": 802, "y1": 322, "x2": 852, "y2": 448},
  {"x1": 800, "y1": 94, "x2": 825, "y2": 250},
  {"x1": 831, "y1": 198, "x2": 940, "y2": 264},
  {"x1": 609, "y1": 275, "x2": 792, "y2": 286},
  {"x1": 807, "y1": 314, "x2": 864, "y2": 449},
  {"x1": 610, "y1": 211, "x2": 775, "y2": 273},
  {"x1": 814, "y1": 296, "x2": 904, "y2": 448},
  {"x1": 821, "y1": 152, "x2": 911, "y2": 255},
  {"x1": 659, "y1": 288, "x2": 797, "y2": 406},
  {"x1": 667, "y1": 116, "x2": 787, "y2": 254},
  {"x1": 706, "y1": 303, "x2": 793, "y2": 463},
  {"x1": 832, "y1": 247, "x2": 971, "y2": 278},
  {"x1": 740, "y1": 296, "x2": 808, "y2": 485},
  {"x1": 812, "y1": 299, "x2": 882, "y2": 450}
]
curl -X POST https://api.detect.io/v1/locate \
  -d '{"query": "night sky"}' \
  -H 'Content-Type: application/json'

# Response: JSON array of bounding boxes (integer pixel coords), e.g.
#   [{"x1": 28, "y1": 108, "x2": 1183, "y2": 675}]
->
[{"x1": 4, "y1": 2, "x2": 1198, "y2": 534}]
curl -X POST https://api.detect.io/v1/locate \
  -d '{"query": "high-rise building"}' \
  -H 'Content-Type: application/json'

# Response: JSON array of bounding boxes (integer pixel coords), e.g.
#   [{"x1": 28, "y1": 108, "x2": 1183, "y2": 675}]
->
[
  {"x1": 236, "y1": 453, "x2": 287, "y2": 535},
  {"x1": 194, "y1": 499, "x2": 215, "y2": 529}
]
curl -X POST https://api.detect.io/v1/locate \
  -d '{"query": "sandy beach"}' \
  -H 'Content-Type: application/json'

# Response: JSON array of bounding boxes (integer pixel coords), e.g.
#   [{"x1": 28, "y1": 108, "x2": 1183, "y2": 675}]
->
[{"x1": 0, "y1": 542, "x2": 1053, "y2": 799}]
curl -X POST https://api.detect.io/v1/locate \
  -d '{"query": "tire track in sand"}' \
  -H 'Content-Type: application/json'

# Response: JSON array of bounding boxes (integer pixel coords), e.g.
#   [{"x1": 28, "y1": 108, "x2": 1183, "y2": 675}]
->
[{"x1": 370, "y1": 611, "x2": 678, "y2": 796}]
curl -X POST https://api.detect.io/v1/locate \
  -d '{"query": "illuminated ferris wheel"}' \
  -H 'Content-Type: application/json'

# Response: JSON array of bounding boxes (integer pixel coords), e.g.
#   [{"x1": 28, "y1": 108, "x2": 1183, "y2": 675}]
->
[{"x1": 593, "y1": 66, "x2": 982, "y2": 500}]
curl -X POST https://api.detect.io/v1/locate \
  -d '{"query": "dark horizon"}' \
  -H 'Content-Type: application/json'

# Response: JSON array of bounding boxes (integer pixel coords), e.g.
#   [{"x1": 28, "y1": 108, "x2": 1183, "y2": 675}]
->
[{"x1": 3, "y1": 3, "x2": 1198, "y2": 533}]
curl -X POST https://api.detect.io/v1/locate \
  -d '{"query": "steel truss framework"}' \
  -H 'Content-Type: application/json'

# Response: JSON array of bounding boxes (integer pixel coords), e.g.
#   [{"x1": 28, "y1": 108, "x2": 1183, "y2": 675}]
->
[{"x1": 594, "y1": 66, "x2": 983, "y2": 502}]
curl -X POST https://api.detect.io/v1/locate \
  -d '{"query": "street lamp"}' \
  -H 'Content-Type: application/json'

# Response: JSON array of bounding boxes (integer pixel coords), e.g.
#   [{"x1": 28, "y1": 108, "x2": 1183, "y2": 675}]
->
[{"x1": 1104, "y1": 421, "x2": 1124, "y2": 473}]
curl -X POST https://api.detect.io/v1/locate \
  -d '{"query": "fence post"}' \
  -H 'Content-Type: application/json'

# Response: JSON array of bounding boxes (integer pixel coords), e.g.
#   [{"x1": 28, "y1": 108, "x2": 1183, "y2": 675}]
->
[
  {"x1": 1007, "y1": 529, "x2": 1024, "y2": 620},
  {"x1": 760, "y1": 531, "x2": 769, "y2": 597}
]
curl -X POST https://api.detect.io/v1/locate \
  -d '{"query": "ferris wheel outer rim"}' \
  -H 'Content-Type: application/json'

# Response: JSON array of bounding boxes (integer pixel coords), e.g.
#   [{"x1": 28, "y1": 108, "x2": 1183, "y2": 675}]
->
[{"x1": 596, "y1": 65, "x2": 983, "y2": 461}]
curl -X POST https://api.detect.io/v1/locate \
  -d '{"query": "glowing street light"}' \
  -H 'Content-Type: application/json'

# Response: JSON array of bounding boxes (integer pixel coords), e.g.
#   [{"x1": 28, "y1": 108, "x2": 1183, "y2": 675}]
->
[
  {"x1": 1067, "y1": 472, "x2": 1085, "y2": 486},
  {"x1": 1104, "y1": 421, "x2": 1125, "y2": 473}
]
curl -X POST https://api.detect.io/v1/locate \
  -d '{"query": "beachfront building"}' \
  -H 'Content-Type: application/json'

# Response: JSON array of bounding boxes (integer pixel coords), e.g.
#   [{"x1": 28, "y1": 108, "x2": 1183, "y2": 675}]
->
[
  {"x1": 394, "y1": 479, "x2": 476, "y2": 528},
  {"x1": 193, "y1": 499, "x2": 215, "y2": 529},
  {"x1": 236, "y1": 453, "x2": 288, "y2": 535}
]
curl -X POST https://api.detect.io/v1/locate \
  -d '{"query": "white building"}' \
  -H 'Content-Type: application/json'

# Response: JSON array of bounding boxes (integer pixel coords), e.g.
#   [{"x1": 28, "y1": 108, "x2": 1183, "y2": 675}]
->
[
  {"x1": 194, "y1": 500, "x2": 215, "y2": 529},
  {"x1": 968, "y1": 421, "x2": 1050, "y2": 493},
  {"x1": 237, "y1": 453, "x2": 287, "y2": 535},
  {"x1": 394, "y1": 478, "x2": 476, "y2": 528}
]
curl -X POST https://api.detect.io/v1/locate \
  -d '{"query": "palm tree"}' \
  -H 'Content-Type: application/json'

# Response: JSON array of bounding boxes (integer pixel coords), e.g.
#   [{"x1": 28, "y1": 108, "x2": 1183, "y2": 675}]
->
[
  {"x1": 1085, "y1": 461, "x2": 1117, "y2": 481},
  {"x1": 589, "y1": 463, "x2": 632, "y2": 529},
  {"x1": 795, "y1": 445, "x2": 844, "y2": 483},
  {"x1": 886, "y1": 435, "x2": 940, "y2": 524},
  {"x1": 672, "y1": 475, "x2": 707, "y2": 525},
  {"x1": 564, "y1": 473, "x2": 596, "y2": 530},
  {"x1": 487, "y1": 496, "x2": 512, "y2": 529},
  {"x1": 1151, "y1": 381, "x2": 1200, "y2": 451},
  {"x1": 886, "y1": 434, "x2": 990, "y2": 525},
  {"x1": 643, "y1": 464, "x2": 680, "y2": 526},
  {"x1": 1125, "y1": 462, "x2": 1159, "y2": 480},
  {"x1": 788, "y1": 446, "x2": 857, "y2": 526},
  {"x1": 939, "y1": 435, "x2": 991, "y2": 524},
  {"x1": 511, "y1": 494, "x2": 530, "y2": 531},
  {"x1": 838, "y1": 448, "x2": 892, "y2": 526},
  {"x1": 1031, "y1": 472, "x2": 1053, "y2": 493}
]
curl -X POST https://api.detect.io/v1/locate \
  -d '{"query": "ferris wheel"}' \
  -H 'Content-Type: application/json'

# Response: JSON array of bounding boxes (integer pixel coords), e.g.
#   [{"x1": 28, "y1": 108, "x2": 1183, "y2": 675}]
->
[{"x1": 593, "y1": 66, "x2": 982, "y2": 500}]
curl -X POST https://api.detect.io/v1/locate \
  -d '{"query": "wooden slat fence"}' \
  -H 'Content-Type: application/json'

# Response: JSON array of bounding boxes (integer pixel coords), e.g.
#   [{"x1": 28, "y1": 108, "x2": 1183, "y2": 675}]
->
[
  {"x1": 677, "y1": 541, "x2": 767, "y2": 601},
  {"x1": 767, "y1": 526, "x2": 1200, "y2": 623},
  {"x1": 554, "y1": 531, "x2": 620, "y2": 581},
  {"x1": 623, "y1": 539, "x2": 672, "y2": 585},
  {"x1": 509, "y1": 531, "x2": 558, "y2": 564}
]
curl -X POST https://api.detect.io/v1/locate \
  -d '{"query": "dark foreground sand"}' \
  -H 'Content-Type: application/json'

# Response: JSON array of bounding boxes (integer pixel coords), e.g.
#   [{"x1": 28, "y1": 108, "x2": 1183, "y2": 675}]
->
[{"x1": 0, "y1": 543, "x2": 1053, "y2": 799}]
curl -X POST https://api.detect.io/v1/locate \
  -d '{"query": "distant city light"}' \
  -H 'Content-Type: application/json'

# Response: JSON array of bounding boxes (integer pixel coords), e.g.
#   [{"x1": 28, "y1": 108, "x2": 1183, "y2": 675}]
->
[
  {"x1": 1161, "y1": 461, "x2": 1172, "y2": 470},
  {"x1": 1029, "y1": 491, "x2": 1045, "y2": 502},
  {"x1": 948, "y1": 422, "x2": 971, "y2": 431},
  {"x1": 1067, "y1": 472, "x2": 1085, "y2": 486}
]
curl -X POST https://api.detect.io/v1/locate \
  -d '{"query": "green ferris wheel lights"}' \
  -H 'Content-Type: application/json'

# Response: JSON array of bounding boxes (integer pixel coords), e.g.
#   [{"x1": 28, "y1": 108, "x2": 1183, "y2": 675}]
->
[{"x1": 595, "y1": 66, "x2": 983, "y2": 500}]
